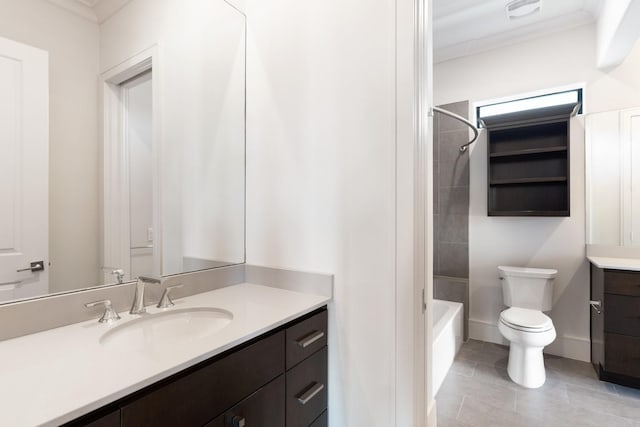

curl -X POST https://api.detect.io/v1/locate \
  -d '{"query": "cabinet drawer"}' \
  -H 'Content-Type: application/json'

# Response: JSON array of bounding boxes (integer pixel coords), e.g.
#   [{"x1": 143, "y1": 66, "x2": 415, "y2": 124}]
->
[
  {"x1": 605, "y1": 333, "x2": 640, "y2": 377},
  {"x1": 287, "y1": 310, "x2": 328, "y2": 369},
  {"x1": 84, "y1": 410, "x2": 120, "y2": 427},
  {"x1": 604, "y1": 271, "x2": 640, "y2": 296},
  {"x1": 286, "y1": 347, "x2": 328, "y2": 427},
  {"x1": 310, "y1": 411, "x2": 328, "y2": 427},
  {"x1": 604, "y1": 294, "x2": 640, "y2": 337},
  {"x1": 205, "y1": 375, "x2": 285, "y2": 427},
  {"x1": 63, "y1": 408, "x2": 120, "y2": 427},
  {"x1": 121, "y1": 331, "x2": 285, "y2": 427}
]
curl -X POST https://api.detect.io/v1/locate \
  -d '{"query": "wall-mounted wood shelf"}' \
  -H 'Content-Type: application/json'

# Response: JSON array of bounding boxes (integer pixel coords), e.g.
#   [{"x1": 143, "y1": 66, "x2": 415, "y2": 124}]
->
[
  {"x1": 483, "y1": 102, "x2": 579, "y2": 217},
  {"x1": 490, "y1": 177, "x2": 568, "y2": 185},
  {"x1": 489, "y1": 146, "x2": 568, "y2": 158}
]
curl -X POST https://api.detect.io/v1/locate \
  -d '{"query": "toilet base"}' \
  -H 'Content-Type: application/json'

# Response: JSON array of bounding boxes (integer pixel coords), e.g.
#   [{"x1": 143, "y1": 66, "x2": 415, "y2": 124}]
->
[{"x1": 506, "y1": 342, "x2": 546, "y2": 389}]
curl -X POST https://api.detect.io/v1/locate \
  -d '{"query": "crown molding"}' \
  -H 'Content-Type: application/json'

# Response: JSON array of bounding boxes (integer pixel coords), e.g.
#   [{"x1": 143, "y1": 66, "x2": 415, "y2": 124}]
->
[
  {"x1": 46, "y1": 0, "x2": 132, "y2": 24},
  {"x1": 47, "y1": 0, "x2": 98, "y2": 22}
]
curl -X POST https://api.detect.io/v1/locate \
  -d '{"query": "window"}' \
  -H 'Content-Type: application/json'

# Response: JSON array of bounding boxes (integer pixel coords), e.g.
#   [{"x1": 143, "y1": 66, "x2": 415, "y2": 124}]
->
[{"x1": 476, "y1": 88, "x2": 583, "y2": 126}]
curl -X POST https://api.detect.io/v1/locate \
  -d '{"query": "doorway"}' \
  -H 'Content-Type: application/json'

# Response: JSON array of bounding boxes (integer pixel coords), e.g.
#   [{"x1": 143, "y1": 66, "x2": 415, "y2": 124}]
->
[{"x1": 101, "y1": 48, "x2": 159, "y2": 285}]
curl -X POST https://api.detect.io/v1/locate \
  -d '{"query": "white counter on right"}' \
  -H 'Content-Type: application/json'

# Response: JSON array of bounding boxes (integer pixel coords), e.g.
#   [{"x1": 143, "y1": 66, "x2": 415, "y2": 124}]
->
[{"x1": 587, "y1": 256, "x2": 640, "y2": 271}]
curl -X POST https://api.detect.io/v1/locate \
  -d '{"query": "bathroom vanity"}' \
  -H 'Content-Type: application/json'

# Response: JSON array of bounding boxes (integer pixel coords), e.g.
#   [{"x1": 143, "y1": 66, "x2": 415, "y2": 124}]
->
[
  {"x1": 67, "y1": 308, "x2": 328, "y2": 427},
  {"x1": 0, "y1": 282, "x2": 331, "y2": 427},
  {"x1": 589, "y1": 259, "x2": 640, "y2": 388}
]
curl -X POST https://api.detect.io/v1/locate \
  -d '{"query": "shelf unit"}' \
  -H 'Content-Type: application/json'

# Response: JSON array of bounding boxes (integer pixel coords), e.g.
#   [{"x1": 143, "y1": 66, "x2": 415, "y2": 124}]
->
[{"x1": 483, "y1": 103, "x2": 579, "y2": 217}]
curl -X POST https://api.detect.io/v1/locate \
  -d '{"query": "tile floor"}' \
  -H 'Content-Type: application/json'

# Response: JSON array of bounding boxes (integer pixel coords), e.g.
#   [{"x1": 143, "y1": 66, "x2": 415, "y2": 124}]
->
[{"x1": 436, "y1": 340, "x2": 640, "y2": 427}]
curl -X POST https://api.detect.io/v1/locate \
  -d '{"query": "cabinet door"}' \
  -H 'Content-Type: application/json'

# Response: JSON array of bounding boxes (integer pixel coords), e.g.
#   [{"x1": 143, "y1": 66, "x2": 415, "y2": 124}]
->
[
  {"x1": 84, "y1": 411, "x2": 120, "y2": 427},
  {"x1": 309, "y1": 411, "x2": 328, "y2": 427},
  {"x1": 604, "y1": 294, "x2": 640, "y2": 336},
  {"x1": 63, "y1": 409, "x2": 120, "y2": 427},
  {"x1": 605, "y1": 334, "x2": 640, "y2": 377},
  {"x1": 205, "y1": 375, "x2": 285, "y2": 427},
  {"x1": 622, "y1": 108, "x2": 640, "y2": 245},
  {"x1": 121, "y1": 331, "x2": 284, "y2": 427},
  {"x1": 286, "y1": 310, "x2": 328, "y2": 369},
  {"x1": 286, "y1": 347, "x2": 328, "y2": 427}
]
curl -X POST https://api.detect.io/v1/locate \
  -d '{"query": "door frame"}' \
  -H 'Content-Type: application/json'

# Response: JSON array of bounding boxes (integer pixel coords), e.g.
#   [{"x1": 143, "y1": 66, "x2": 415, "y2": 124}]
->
[
  {"x1": 395, "y1": 0, "x2": 434, "y2": 425},
  {"x1": 100, "y1": 46, "x2": 162, "y2": 284}
]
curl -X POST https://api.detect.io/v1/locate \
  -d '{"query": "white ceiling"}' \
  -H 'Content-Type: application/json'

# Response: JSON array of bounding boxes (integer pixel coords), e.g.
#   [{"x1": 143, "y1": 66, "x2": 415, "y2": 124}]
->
[
  {"x1": 47, "y1": 0, "x2": 131, "y2": 23},
  {"x1": 433, "y1": 0, "x2": 603, "y2": 63}
]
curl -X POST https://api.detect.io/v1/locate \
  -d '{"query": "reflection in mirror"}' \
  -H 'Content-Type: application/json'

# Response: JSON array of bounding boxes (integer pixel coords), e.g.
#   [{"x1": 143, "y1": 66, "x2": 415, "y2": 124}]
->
[
  {"x1": 586, "y1": 107, "x2": 640, "y2": 246},
  {"x1": 0, "y1": 0, "x2": 246, "y2": 304}
]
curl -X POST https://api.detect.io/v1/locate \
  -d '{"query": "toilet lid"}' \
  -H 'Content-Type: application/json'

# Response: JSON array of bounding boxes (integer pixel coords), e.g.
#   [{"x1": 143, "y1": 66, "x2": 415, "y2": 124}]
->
[{"x1": 500, "y1": 307, "x2": 553, "y2": 332}]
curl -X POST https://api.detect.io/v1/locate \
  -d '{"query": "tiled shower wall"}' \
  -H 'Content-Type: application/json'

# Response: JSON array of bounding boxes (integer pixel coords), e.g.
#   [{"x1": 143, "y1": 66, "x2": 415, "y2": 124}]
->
[{"x1": 433, "y1": 100, "x2": 470, "y2": 338}]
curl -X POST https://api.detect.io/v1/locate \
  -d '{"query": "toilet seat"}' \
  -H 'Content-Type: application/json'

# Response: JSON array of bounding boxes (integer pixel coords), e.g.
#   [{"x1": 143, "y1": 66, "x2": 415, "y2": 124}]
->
[{"x1": 499, "y1": 307, "x2": 553, "y2": 333}]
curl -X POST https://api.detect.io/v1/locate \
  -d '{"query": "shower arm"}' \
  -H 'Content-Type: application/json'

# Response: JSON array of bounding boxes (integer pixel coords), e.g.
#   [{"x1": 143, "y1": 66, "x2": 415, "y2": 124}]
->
[{"x1": 431, "y1": 106, "x2": 480, "y2": 153}]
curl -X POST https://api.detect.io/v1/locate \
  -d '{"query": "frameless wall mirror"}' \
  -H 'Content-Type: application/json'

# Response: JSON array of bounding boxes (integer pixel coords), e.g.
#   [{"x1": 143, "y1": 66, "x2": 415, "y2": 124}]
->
[
  {"x1": 0, "y1": 0, "x2": 246, "y2": 304},
  {"x1": 585, "y1": 107, "x2": 640, "y2": 246}
]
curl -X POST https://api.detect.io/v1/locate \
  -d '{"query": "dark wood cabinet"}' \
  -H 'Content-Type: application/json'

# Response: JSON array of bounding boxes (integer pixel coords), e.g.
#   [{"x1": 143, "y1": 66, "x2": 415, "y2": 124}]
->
[
  {"x1": 286, "y1": 347, "x2": 328, "y2": 427},
  {"x1": 65, "y1": 306, "x2": 328, "y2": 427},
  {"x1": 74, "y1": 410, "x2": 120, "y2": 427},
  {"x1": 121, "y1": 331, "x2": 284, "y2": 427},
  {"x1": 206, "y1": 375, "x2": 286, "y2": 427},
  {"x1": 483, "y1": 103, "x2": 579, "y2": 217},
  {"x1": 309, "y1": 411, "x2": 328, "y2": 427},
  {"x1": 590, "y1": 265, "x2": 640, "y2": 388}
]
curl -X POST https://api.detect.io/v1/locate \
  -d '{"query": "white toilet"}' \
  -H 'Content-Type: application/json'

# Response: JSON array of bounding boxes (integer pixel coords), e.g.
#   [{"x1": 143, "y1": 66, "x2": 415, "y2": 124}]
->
[{"x1": 497, "y1": 265, "x2": 557, "y2": 389}]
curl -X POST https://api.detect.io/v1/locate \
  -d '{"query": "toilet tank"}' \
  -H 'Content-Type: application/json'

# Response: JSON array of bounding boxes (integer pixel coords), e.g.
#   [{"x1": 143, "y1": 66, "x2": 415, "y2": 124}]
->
[{"x1": 498, "y1": 266, "x2": 557, "y2": 311}]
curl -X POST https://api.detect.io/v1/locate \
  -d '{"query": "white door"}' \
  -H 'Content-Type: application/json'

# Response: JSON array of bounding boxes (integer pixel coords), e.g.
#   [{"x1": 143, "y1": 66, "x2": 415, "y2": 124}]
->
[{"x1": 0, "y1": 36, "x2": 49, "y2": 302}]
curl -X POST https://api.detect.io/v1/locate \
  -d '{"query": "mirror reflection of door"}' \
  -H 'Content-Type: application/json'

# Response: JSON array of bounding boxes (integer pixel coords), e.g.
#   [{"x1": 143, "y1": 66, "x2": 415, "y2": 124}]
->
[
  {"x1": 0, "y1": 36, "x2": 48, "y2": 302},
  {"x1": 102, "y1": 63, "x2": 157, "y2": 285},
  {"x1": 123, "y1": 71, "x2": 154, "y2": 280}
]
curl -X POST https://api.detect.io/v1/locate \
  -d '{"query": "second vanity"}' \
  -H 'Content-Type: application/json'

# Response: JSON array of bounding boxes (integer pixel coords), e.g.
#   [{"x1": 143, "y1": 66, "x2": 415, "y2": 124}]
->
[
  {"x1": 0, "y1": 282, "x2": 331, "y2": 427},
  {"x1": 589, "y1": 256, "x2": 640, "y2": 388}
]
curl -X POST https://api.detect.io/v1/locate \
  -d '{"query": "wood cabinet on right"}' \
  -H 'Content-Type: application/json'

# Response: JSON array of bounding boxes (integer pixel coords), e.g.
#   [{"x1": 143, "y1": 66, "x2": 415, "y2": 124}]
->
[{"x1": 591, "y1": 264, "x2": 640, "y2": 388}]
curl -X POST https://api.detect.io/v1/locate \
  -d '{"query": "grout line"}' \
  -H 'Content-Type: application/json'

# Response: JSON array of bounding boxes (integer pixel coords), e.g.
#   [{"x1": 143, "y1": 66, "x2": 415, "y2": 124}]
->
[{"x1": 455, "y1": 395, "x2": 466, "y2": 420}]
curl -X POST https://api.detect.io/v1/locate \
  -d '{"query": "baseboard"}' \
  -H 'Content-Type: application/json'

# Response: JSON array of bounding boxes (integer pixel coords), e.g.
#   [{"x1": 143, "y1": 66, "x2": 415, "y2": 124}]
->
[
  {"x1": 468, "y1": 319, "x2": 508, "y2": 345},
  {"x1": 545, "y1": 334, "x2": 590, "y2": 362},
  {"x1": 468, "y1": 318, "x2": 590, "y2": 362},
  {"x1": 427, "y1": 399, "x2": 437, "y2": 427}
]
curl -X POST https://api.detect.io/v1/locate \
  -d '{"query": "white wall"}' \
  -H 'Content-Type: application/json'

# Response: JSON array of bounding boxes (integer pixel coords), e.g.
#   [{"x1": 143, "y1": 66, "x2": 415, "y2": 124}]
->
[
  {"x1": 240, "y1": 0, "x2": 425, "y2": 426},
  {"x1": 103, "y1": 2, "x2": 427, "y2": 425},
  {"x1": 0, "y1": 0, "x2": 100, "y2": 294},
  {"x1": 435, "y1": 24, "x2": 640, "y2": 361}
]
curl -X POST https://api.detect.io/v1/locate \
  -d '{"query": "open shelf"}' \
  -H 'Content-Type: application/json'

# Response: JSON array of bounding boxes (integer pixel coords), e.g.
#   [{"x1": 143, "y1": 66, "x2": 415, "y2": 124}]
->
[
  {"x1": 490, "y1": 176, "x2": 567, "y2": 185},
  {"x1": 489, "y1": 210, "x2": 570, "y2": 217},
  {"x1": 489, "y1": 146, "x2": 568, "y2": 158},
  {"x1": 484, "y1": 102, "x2": 578, "y2": 217}
]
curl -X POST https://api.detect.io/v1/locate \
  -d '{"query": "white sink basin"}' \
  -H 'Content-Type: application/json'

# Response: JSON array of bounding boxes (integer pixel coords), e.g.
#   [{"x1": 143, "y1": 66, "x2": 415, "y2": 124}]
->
[{"x1": 99, "y1": 307, "x2": 233, "y2": 355}]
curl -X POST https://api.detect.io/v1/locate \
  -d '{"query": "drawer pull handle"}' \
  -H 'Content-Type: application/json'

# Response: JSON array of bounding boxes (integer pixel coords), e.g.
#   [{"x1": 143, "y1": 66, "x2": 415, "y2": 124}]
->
[
  {"x1": 226, "y1": 415, "x2": 246, "y2": 427},
  {"x1": 297, "y1": 382, "x2": 325, "y2": 405},
  {"x1": 297, "y1": 330, "x2": 325, "y2": 348}
]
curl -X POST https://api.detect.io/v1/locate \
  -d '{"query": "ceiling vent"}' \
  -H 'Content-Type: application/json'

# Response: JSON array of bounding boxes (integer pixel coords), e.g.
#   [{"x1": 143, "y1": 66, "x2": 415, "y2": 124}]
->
[{"x1": 505, "y1": 0, "x2": 541, "y2": 20}]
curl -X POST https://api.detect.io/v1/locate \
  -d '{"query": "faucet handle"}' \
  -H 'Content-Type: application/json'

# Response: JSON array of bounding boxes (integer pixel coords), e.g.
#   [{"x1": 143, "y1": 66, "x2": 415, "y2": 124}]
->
[
  {"x1": 157, "y1": 284, "x2": 183, "y2": 309},
  {"x1": 85, "y1": 299, "x2": 121, "y2": 323}
]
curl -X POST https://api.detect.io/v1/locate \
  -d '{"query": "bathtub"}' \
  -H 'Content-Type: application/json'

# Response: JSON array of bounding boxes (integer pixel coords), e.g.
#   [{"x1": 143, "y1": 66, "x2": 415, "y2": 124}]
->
[{"x1": 432, "y1": 299, "x2": 464, "y2": 395}]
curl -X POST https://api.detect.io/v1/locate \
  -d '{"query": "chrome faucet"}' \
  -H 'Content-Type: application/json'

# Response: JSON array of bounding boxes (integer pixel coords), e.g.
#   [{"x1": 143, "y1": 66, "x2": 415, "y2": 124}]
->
[{"x1": 130, "y1": 275, "x2": 161, "y2": 315}]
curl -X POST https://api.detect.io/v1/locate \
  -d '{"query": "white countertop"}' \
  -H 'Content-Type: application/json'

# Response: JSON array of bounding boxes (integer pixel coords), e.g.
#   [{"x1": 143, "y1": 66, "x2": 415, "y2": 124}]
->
[
  {"x1": 587, "y1": 256, "x2": 640, "y2": 271},
  {"x1": 0, "y1": 283, "x2": 330, "y2": 427}
]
